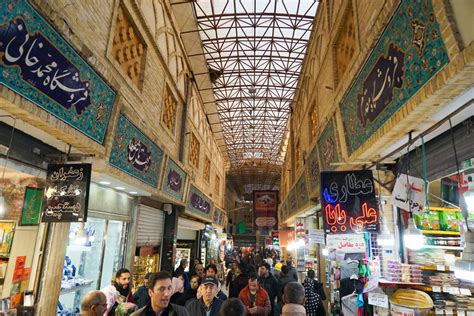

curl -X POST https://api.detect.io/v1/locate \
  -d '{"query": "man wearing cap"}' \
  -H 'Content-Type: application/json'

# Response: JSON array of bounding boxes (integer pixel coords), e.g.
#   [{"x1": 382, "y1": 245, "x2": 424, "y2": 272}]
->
[{"x1": 185, "y1": 276, "x2": 223, "y2": 316}]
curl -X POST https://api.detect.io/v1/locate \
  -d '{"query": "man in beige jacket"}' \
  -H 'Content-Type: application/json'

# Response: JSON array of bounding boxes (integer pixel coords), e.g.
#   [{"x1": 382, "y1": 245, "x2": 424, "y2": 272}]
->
[{"x1": 281, "y1": 282, "x2": 306, "y2": 316}]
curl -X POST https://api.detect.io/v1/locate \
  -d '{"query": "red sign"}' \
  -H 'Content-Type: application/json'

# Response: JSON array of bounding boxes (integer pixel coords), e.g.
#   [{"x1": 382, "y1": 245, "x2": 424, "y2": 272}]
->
[{"x1": 253, "y1": 190, "x2": 278, "y2": 229}]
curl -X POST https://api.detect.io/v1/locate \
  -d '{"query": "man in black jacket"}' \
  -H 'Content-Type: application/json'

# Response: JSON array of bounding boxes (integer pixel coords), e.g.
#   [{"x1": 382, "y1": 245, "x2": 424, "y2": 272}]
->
[
  {"x1": 133, "y1": 272, "x2": 152, "y2": 309},
  {"x1": 131, "y1": 272, "x2": 188, "y2": 316},
  {"x1": 185, "y1": 276, "x2": 223, "y2": 316},
  {"x1": 258, "y1": 262, "x2": 280, "y2": 316}
]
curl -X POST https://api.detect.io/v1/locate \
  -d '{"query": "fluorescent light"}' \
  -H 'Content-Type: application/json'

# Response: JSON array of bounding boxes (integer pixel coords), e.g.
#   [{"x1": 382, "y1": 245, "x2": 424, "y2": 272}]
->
[
  {"x1": 115, "y1": 187, "x2": 125, "y2": 190},
  {"x1": 99, "y1": 181, "x2": 111, "y2": 185},
  {"x1": 129, "y1": 191, "x2": 138, "y2": 194},
  {"x1": 404, "y1": 218, "x2": 424, "y2": 250},
  {"x1": 378, "y1": 220, "x2": 395, "y2": 247}
]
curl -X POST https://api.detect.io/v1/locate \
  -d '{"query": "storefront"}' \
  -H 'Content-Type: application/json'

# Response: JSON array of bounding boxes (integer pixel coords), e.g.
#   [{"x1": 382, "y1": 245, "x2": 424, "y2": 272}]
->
[{"x1": 175, "y1": 217, "x2": 204, "y2": 272}]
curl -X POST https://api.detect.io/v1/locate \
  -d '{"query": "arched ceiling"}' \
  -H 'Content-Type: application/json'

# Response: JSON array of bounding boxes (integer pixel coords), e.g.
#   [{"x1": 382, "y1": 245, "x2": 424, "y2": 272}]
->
[{"x1": 185, "y1": 0, "x2": 318, "y2": 197}]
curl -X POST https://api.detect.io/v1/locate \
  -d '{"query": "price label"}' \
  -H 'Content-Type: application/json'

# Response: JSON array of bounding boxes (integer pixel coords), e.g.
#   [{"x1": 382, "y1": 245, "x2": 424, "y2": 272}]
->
[
  {"x1": 460, "y1": 288, "x2": 472, "y2": 295},
  {"x1": 368, "y1": 292, "x2": 389, "y2": 308},
  {"x1": 445, "y1": 287, "x2": 460, "y2": 295},
  {"x1": 435, "y1": 309, "x2": 444, "y2": 315},
  {"x1": 432, "y1": 286, "x2": 441, "y2": 292},
  {"x1": 437, "y1": 265, "x2": 445, "y2": 271}
]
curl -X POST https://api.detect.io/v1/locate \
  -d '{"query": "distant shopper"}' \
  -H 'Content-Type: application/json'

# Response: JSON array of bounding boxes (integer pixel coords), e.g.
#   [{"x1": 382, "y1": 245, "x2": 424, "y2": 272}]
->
[
  {"x1": 176, "y1": 275, "x2": 201, "y2": 306},
  {"x1": 258, "y1": 262, "x2": 279, "y2": 316},
  {"x1": 81, "y1": 290, "x2": 108, "y2": 316},
  {"x1": 170, "y1": 272, "x2": 185, "y2": 304},
  {"x1": 185, "y1": 276, "x2": 223, "y2": 316},
  {"x1": 219, "y1": 298, "x2": 246, "y2": 316},
  {"x1": 304, "y1": 270, "x2": 326, "y2": 301},
  {"x1": 174, "y1": 259, "x2": 190, "y2": 289},
  {"x1": 278, "y1": 266, "x2": 293, "y2": 296},
  {"x1": 238, "y1": 272, "x2": 271, "y2": 316},
  {"x1": 133, "y1": 272, "x2": 152, "y2": 309},
  {"x1": 303, "y1": 270, "x2": 325, "y2": 316},
  {"x1": 101, "y1": 268, "x2": 135, "y2": 315},
  {"x1": 131, "y1": 271, "x2": 189, "y2": 316},
  {"x1": 194, "y1": 263, "x2": 205, "y2": 278},
  {"x1": 205, "y1": 264, "x2": 228, "y2": 301},
  {"x1": 281, "y1": 282, "x2": 306, "y2": 316},
  {"x1": 286, "y1": 260, "x2": 298, "y2": 281},
  {"x1": 227, "y1": 261, "x2": 249, "y2": 298}
]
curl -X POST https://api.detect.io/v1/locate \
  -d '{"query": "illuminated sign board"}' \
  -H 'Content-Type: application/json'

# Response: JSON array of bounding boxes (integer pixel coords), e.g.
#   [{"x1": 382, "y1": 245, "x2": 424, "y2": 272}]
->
[{"x1": 321, "y1": 170, "x2": 379, "y2": 234}]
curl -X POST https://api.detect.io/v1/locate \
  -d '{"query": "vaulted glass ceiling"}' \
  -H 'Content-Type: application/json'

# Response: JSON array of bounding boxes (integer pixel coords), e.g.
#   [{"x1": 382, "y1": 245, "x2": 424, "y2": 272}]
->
[{"x1": 191, "y1": 0, "x2": 318, "y2": 196}]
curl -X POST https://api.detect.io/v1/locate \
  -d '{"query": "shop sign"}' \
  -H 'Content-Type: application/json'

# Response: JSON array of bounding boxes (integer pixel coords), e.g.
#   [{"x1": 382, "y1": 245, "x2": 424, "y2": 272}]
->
[
  {"x1": 42, "y1": 163, "x2": 91, "y2": 222},
  {"x1": 296, "y1": 247, "x2": 305, "y2": 272},
  {"x1": 295, "y1": 217, "x2": 305, "y2": 239},
  {"x1": 309, "y1": 229, "x2": 326, "y2": 245},
  {"x1": 317, "y1": 119, "x2": 340, "y2": 171},
  {"x1": 305, "y1": 144, "x2": 321, "y2": 194},
  {"x1": 109, "y1": 113, "x2": 164, "y2": 187},
  {"x1": 289, "y1": 189, "x2": 298, "y2": 214},
  {"x1": 0, "y1": 1, "x2": 116, "y2": 144},
  {"x1": 321, "y1": 170, "x2": 379, "y2": 234},
  {"x1": 253, "y1": 190, "x2": 278, "y2": 230},
  {"x1": 391, "y1": 173, "x2": 425, "y2": 216},
  {"x1": 326, "y1": 234, "x2": 366, "y2": 253},
  {"x1": 186, "y1": 185, "x2": 213, "y2": 221},
  {"x1": 340, "y1": 0, "x2": 449, "y2": 155},
  {"x1": 161, "y1": 158, "x2": 187, "y2": 201}
]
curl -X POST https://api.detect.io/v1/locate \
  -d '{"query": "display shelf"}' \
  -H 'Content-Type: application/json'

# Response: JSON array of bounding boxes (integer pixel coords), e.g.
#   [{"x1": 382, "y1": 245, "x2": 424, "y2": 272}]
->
[
  {"x1": 413, "y1": 285, "x2": 474, "y2": 295},
  {"x1": 422, "y1": 230, "x2": 461, "y2": 236},
  {"x1": 427, "y1": 207, "x2": 461, "y2": 212},
  {"x1": 378, "y1": 278, "x2": 426, "y2": 286},
  {"x1": 422, "y1": 245, "x2": 464, "y2": 250},
  {"x1": 60, "y1": 280, "x2": 93, "y2": 295}
]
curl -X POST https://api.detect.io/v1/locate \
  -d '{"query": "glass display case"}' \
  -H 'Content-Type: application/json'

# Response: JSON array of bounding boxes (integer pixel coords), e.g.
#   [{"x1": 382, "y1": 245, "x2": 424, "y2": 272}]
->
[{"x1": 57, "y1": 218, "x2": 127, "y2": 316}]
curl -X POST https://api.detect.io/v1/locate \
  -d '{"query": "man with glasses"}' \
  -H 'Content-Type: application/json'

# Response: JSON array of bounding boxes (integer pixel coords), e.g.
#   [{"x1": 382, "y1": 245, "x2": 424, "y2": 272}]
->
[
  {"x1": 80, "y1": 290, "x2": 108, "y2": 316},
  {"x1": 131, "y1": 272, "x2": 189, "y2": 316}
]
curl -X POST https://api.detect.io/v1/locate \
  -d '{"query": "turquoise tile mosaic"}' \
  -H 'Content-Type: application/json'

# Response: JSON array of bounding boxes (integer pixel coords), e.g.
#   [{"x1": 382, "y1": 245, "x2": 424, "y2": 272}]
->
[
  {"x1": 186, "y1": 184, "x2": 213, "y2": 221},
  {"x1": 109, "y1": 113, "x2": 164, "y2": 187},
  {"x1": 161, "y1": 158, "x2": 187, "y2": 202},
  {"x1": 0, "y1": 0, "x2": 116, "y2": 144},
  {"x1": 317, "y1": 119, "x2": 339, "y2": 171},
  {"x1": 340, "y1": 0, "x2": 449, "y2": 155}
]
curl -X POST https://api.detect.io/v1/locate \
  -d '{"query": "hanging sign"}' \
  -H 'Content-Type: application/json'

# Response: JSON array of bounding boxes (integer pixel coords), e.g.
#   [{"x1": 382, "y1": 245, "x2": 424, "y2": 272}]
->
[
  {"x1": 42, "y1": 163, "x2": 91, "y2": 222},
  {"x1": 161, "y1": 159, "x2": 187, "y2": 202},
  {"x1": 253, "y1": 190, "x2": 278, "y2": 229},
  {"x1": 326, "y1": 234, "x2": 366, "y2": 253},
  {"x1": 391, "y1": 173, "x2": 426, "y2": 216},
  {"x1": 0, "y1": 0, "x2": 116, "y2": 144},
  {"x1": 295, "y1": 217, "x2": 305, "y2": 239},
  {"x1": 321, "y1": 170, "x2": 379, "y2": 233}
]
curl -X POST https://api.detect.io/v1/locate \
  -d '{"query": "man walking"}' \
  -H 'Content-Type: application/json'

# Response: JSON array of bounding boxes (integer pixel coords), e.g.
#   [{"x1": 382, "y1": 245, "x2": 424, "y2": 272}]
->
[
  {"x1": 185, "y1": 276, "x2": 223, "y2": 316},
  {"x1": 133, "y1": 272, "x2": 152, "y2": 309},
  {"x1": 238, "y1": 272, "x2": 271, "y2": 316},
  {"x1": 101, "y1": 268, "x2": 134, "y2": 315},
  {"x1": 204, "y1": 264, "x2": 228, "y2": 301},
  {"x1": 131, "y1": 271, "x2": 189, "y2": 316},
  {"x1": 257, "y1": 262, "x2": 279, "y2": 316},
  {"x1": 80, "y1": 290, "x2": 108, "y2": 316},
  {"x1": 281, "y1": 282, "x2": 308, "y2": 316}
]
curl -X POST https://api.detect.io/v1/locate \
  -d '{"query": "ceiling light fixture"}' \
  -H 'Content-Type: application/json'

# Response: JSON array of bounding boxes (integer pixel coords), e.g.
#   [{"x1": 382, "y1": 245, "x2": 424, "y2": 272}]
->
[
  {"x1": 99, "y1": 181, "x2": 111, "y2": 185},
  {"x1": 115, "y1": 186, "x2": 125, "y2": 190}
]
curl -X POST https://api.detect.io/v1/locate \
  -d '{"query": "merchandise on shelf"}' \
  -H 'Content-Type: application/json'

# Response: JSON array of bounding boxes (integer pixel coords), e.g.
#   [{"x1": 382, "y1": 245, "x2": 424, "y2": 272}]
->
[{"x1": 439, "y1": 211, "x2": 462, "y2": 232}]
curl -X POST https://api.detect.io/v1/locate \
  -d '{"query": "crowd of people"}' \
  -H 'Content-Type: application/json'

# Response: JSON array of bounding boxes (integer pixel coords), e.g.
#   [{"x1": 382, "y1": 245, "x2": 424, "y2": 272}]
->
[{"x1": 78, "y1": 250, "x2": 326, "y2": 316}]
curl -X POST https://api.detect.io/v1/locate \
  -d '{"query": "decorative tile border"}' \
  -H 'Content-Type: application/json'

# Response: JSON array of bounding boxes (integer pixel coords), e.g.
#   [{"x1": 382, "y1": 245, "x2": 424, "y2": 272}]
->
[
  {"x1": 0, "y1": 0, "x2": 116, "y2": 143},
  {"x1": 317, "y1": 118, "x2": 340, "y2": 171},
  {"x1": 161, "y1": 158, "x2": 187, "y2": 202},
  {"x1": 109, "y1": 113, "x2": 164, "y2": 187},
  {"x1": 186, "y1": 184, "x2": 213, "y2": 221},
  {"x1": 340, "y1": 0, "x2": 449, "y2": 155}
]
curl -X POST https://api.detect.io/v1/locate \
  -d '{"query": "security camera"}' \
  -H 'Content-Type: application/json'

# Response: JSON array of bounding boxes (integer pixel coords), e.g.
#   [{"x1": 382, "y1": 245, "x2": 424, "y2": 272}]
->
[{"x1": 163, "y1": 204, "x2": 172, "y2": 215}]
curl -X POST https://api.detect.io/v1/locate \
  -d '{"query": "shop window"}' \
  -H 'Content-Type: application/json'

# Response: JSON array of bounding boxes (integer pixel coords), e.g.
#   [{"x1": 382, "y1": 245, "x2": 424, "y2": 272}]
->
[
  {"x1": 333, "y1": 3, "x2": 356, "y2": 86},
  {"x1": 215, "y1": 175, "x2": 220, "y2": 197},
  {"x1": 111, "y1": 4, "x2": 146, "y2": 89},
  {"x1": 162, "y1": 85, "x2": 178, "y2": 134},
  {"x1": 204, "y1": 156, "x2": 211, "y2": 182},
  {"x1": 189, "y1": 133, "x2": 200, "y2": 168}
]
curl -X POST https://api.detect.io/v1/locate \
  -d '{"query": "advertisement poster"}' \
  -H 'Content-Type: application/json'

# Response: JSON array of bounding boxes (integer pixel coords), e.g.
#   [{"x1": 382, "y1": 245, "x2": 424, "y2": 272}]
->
[{"x1": 253, "y1": 190, "x2": 278, "y2": 229}]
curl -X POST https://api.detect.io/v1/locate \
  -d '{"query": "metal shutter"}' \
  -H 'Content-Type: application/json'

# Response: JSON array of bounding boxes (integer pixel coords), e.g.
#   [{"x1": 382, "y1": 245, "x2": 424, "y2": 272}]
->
[{"x1": 136, "y1": 205, "x2": 165, "y2": 247}]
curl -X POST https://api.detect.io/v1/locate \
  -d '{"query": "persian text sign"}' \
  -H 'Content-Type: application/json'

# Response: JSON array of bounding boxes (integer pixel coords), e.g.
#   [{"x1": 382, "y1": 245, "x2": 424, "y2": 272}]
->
[
  {"x1": 321, "y1": 170, "x2": 379, "y2": 233},
  {"x1": 186, "y1": 185, "x2": 213, "y2": 221},
  {"x1": 253, "y1": 190, "x2": 278, "y2": 229},
  {"x1": 0, "y1": 0, "x2": 116, "y2": 143},
  {"x1": 391, "y1": 173, "x2": 425, "y2": 216},
  {"x1": 161, "y1": 159, "x2": 187, "y2": 201},
  {"x1": 326, "y1": 234, "x2": 366, "y2": 253},
  {"x1": 42, "y1": 163, "x2": 91, "y2": 222},
  {"x1": 213, "y1": 208, "x2": 226, "y2": 227},
  {"x1": 109, "y1": 113, "x2": 164, "y2": 187}
]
